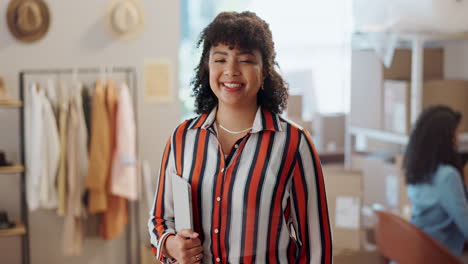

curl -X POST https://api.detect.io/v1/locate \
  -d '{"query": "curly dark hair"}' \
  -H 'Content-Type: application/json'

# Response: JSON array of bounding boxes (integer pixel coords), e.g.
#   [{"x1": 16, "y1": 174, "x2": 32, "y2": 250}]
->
[
  {"x1": 191, "y1": 11, "x2": 288, "y2": 114},
  {"x1": 403, "y1": 105, "x2": 463, "y2": 184}
]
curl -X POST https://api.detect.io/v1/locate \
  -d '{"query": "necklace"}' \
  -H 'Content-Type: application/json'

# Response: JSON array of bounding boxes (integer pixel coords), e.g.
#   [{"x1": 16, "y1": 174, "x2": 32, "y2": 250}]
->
[{"x1": 218, "y1": 123, "x2": 252, "y2": 134}]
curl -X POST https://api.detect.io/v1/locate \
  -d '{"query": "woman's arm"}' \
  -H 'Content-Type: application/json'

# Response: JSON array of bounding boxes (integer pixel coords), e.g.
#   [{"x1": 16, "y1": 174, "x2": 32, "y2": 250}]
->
[
  {"x1": 438, "y1": 166, "x2": 468, "y2": 239},
  {"x1": 288, "y1": 130, "x2": 333, "y2": 264},
  {"x1": 148, "y1": 134, "x2": 204, "y2": 264},
  {"x1": 148, "y1": 138, "x2": 177, "y2": 262}
]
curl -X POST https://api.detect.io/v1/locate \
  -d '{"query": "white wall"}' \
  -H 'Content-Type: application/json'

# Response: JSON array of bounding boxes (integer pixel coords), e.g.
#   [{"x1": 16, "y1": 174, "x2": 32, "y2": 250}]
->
[{"x1": 0, "y1": 0, "x2": 180, "y2": 263}]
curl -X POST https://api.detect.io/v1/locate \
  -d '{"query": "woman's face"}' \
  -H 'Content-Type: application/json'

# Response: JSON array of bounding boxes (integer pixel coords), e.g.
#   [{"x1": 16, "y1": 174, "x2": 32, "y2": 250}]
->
[{"x1": 208, "y1": 43, "x2": 263, "y2": 110}]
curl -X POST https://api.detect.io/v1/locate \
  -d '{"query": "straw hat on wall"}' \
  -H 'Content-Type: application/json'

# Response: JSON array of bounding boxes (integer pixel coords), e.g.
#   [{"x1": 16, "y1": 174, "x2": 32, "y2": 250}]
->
[
  {"x1": 105, "y1": 0, "x2": 144, "y2": 41},
  {"x1": 6, "y1": 0, "x2": 50, "y2": 43}
]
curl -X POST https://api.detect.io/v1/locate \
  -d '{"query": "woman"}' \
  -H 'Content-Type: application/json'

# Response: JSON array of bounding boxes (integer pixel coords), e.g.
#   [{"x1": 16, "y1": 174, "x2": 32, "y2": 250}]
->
[
  {"x1": 149, "y1": 11, "x2": 332, "y2": 264},
  {"x1": 404, "y1": 105, "x2": 468, "y2": 257}
]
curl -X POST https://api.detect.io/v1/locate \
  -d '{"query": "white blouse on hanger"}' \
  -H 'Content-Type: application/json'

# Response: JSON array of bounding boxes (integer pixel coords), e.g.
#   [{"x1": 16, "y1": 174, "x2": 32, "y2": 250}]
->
[
  {"x1": 25, "y1": 83, "x2": 60, "y2": 210},
  {"x1": 25, "y1": 83, "x2": 43, "y2": 211}
]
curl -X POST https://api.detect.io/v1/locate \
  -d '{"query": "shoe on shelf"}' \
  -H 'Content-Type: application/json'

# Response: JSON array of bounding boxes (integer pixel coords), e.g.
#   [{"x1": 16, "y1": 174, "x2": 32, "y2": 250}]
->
[
  {"x1": 0, "y1": 211, "x2": 15, "y2": 230},
  {"x1": 0, "y1": 151, "x2": 13, "y2": 167}
]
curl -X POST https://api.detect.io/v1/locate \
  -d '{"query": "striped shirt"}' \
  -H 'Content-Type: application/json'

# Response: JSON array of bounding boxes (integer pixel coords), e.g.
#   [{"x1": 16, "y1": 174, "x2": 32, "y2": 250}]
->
[{"x1": 148, "y1": 106, "x2": 332, "y2": 264}]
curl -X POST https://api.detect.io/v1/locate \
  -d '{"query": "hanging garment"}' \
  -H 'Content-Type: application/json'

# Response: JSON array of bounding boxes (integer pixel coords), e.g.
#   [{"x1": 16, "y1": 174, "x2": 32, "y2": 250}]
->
[
  {"x1": 100, "y1": 79, "x2": 128, "y2": 240},
  {"x1": 38, "y1": 92, "x2": 60, "y2": 209},
  {"x1": 110, "y1": 82, "x2": 138, "y2": 200},
  {"x1": 56, "y1": 83, "x2": 69, "y2": 216},
  {"x1": 85, "y1": 80, "x2": 111, "y2": 213},
  {"x1": 63, "y1": 84, "x2": 89, "y2": 255},
  {"x1": 81, "y1": 85, "x2": 92, "y2": 148},
  {"x1": 45, "y1": 78, "x2": 58, "y2": 115},
  {"x1": 25, "y1": 83, "x2": 43, "y2": 211}
]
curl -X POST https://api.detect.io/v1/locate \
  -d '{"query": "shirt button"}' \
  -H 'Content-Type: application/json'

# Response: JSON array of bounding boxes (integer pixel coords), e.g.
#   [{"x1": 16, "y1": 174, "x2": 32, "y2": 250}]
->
[
  {"x1": 214, "y1": 228, "x2": 219, "y2": 234},
  {"x1": 221, "y1": 168, "x2": 225, "y2": 173},
  {"x1": 216, "y1": 257, "x2": 221, "y2": 262},
  {"x1": 216, "y1": 197, "x2": 221, "y2": 202},
  {"x1": 234, "y1": 144, "x2": 239, "y2": 149}
]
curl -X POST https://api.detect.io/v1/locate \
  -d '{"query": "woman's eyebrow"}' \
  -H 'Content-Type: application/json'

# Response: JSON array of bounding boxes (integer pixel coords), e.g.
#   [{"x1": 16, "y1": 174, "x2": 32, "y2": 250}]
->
[{"x1": 212, "y1": 51, "x2": 228, "y2": 55}]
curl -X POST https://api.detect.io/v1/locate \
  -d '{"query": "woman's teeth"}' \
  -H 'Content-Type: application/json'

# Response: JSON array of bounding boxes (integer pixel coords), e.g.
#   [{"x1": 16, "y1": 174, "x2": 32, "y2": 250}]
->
[{"x1": 224, "y1": 83, "x2": 242, "y2": 88}]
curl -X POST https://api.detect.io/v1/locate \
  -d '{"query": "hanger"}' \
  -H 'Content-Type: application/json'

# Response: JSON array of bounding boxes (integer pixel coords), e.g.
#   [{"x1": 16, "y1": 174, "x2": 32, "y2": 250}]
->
[
  {"x1": 72, "y1": 68, "x2": 78, "y2": 84},
  {"x1": 99, "y1": 66, "x2": 106, "y2": 83}
]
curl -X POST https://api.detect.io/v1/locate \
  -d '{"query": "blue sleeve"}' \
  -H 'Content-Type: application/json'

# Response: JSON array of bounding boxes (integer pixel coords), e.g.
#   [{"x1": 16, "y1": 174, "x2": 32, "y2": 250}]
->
[
  {"x1": 438, "y1": 167, "x2": 468, "y2": 239},
  {"x1": 465, "y1": 186, "x2": 468, "y2": 201}
]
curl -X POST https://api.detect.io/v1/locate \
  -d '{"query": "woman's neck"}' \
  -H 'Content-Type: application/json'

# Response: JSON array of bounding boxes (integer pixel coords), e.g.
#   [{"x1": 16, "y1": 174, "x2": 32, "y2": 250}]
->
[{"x1": 216, "y1": 103, "x2": 257, "y2": 131}]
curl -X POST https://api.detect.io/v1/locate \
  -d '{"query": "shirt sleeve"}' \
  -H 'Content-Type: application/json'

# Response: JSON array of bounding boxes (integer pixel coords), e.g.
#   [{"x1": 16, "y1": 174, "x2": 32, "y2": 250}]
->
[
  {"x1": 148, "y1": 137, "x2": 177, "y2": 263},
  {"x1": 288, "y1": 130, "x2": 332, "y2": 264},
  {"x1": 438, "y1": 166, "x2": 468, "y2": 239}
]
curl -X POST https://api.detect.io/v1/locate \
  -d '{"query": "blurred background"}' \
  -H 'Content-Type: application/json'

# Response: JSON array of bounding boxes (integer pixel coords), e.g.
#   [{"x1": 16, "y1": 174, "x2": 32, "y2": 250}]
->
[{"x1": 1, "y1": 0, "x2": 468, "y2": 263}]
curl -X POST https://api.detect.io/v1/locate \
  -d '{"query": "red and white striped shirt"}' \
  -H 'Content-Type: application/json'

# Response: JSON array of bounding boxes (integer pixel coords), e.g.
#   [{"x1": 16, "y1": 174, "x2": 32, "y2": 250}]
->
[{"x1": 148, "y1": 106, "x2": 332, "y2": 263}]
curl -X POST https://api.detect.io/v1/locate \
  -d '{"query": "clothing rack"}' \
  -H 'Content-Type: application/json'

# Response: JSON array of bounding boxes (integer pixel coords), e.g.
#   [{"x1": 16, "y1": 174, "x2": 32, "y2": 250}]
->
[{"x1": 19, "y1": 67, "x2": 140, "y2": 264}]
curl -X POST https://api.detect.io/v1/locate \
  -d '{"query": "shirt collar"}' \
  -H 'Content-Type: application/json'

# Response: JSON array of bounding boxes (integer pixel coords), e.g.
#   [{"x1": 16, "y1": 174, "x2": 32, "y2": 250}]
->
[{"x1": 189, "y1": 105, "x2": 282, "y2": 133}]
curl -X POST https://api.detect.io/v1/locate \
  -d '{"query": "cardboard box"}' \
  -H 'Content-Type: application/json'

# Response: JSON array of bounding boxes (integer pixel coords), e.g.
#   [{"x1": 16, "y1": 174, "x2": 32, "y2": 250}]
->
[
  {"x1": 288, "y1": 115, "x2": 313, "y2": 135},
  {"x1": 351, "y1": 154, "x2": 388, "y2": 207},
  {"x1": 382, "y1": 156, "x2": 410, "y2": 219},
  {"x1": 287, "y1": 95, "x2": 303, "y2": 117},
  {"x1": 383, "y1": 80, "x2": 468, "y2": 134},
  {"x1": 313, "y1": 113, "x2": 346, "y2": 153},
  {"x1": 350, "y1": 154, "x2": 408, "y2": 216},
  {"x1": 384, "y1": 49, "x2": 443, "y2": 80},
  {"x1": 334, "y1": 248, "x2": 382, "y2": 264},
  {"x1": 323, "y1": 167, "x2": 363, "y2": 251},
  {"x1": 351, "y1": 48, "x2": 443, "y2": 130}
]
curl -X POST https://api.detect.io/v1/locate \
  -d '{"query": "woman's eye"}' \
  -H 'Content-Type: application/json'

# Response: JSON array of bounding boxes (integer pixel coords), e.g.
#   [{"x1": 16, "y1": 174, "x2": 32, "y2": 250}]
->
[
  {"x1": 240, "y1": 60, "x2": 254, "y2": 63},
  {"x1": 214, "y1": 59, "x2": 225, "y2": 63}
]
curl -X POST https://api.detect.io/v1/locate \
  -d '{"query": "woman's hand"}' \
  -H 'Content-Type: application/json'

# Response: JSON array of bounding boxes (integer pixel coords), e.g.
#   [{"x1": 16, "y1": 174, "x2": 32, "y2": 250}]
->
[{"x1": 164, "y1": 229, "x2": 204, "y2": 264}]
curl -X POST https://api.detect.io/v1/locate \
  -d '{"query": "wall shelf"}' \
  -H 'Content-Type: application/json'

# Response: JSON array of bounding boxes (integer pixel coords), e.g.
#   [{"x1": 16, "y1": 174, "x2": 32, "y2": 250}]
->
[
  {"x1": 349, "y1": 126, "x2": 468, "y2": 152},
  {"x1": 0, "y1": 100, "x2": 23, "y2": 108},
  {"x1": 0, "y1": 222, "x2": 26, "y2": 237},
  {"x1": 0, "y1": 164, "x2": 24, "y2": 174}
]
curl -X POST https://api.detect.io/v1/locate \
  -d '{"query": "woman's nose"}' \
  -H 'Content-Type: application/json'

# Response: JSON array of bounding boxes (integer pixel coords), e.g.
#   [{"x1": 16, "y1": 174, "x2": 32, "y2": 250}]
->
[{"x1": 224, "y1": 61, "x2": 240, "y2": 76}]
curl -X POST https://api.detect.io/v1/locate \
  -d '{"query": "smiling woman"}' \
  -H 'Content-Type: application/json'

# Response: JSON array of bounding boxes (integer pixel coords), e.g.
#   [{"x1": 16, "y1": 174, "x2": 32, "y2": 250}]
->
[{"x1": 149, "y1": 11, "x2": 332, "y2": 264}]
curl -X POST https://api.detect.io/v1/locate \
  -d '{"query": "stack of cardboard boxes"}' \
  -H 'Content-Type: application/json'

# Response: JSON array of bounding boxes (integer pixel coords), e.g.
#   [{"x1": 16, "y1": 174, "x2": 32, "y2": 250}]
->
[
  {"x1": 323, "y1": 167, "x2": 382, "y2": 263},
  {"x1": 350, "y1": 46, "x2": 468, "y2": 219},
  {"x1": 384, "y1": 79, "x2": 468, "y2": 134},
  {"x1": 286, "y1": 95, "x2": 313, "y2": 134},
  {"x1": 287, "y1": 95, "x2": 346, "y2": 155},
  {"x1": 336, "y1": 47, "x2": 468, "y2": 263},
  {"x1": 324, "y1": 156, "x2": 411, "y2": 263},
  {"x1": 352, "y1": 47, "x2": 468, "y2": 135}
]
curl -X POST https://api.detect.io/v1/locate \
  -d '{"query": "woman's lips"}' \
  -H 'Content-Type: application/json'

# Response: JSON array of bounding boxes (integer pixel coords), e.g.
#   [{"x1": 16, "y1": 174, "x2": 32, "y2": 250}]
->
[{"x1": 221, "y1": 82, "x2": 244, "y2": 92}]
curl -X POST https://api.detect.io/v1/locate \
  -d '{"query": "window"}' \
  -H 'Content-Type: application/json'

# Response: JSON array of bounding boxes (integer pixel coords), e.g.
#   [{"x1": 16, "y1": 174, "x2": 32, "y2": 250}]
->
[{"x1": 179, "y1": 0, "x2": 352, "y2": 120}]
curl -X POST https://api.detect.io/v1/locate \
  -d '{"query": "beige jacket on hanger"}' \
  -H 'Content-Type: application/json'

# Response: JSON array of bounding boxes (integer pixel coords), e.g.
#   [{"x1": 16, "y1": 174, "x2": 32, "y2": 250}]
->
[
  {"x1": 100, "y1": 79, "x2": 128, "y2": 240},
  {"x1": 39, "y1": 90, "x2": 60, "y2": 210},
  {"x1": 86, "y1": 80, "x2": 111, "y2": 213},
  {"x1": 63, "y1": 84, "x2": 88, "y2": 255},
  {"x1": 56, "y1": 81, "x2": 69, "y2": 216}
]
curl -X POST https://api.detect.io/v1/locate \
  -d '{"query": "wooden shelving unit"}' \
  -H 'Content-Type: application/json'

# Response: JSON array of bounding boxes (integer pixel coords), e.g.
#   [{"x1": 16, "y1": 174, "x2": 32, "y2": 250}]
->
[
  {"x1": 0, "y1": 85, "x2": 29, "y2": 264},
  {"x1": 0, "y1": 164, "x2": 24, "y2": 174},
  {"x1": 0, "y1": 223, "x2": 26, "y2": 237}
]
